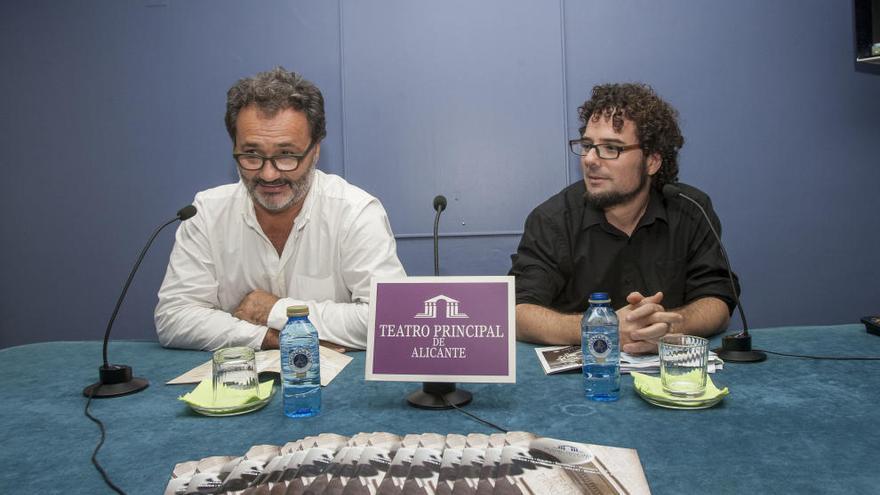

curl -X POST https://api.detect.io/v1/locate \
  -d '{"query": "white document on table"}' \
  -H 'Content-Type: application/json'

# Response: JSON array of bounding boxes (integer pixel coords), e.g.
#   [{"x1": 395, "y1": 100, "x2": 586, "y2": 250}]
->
[
  {"x1": 166, "y1": 347, "x2": 352, "y2": 386},
  {"x1": 535, "y1": 344, "x2": 723, "y2": 375}
]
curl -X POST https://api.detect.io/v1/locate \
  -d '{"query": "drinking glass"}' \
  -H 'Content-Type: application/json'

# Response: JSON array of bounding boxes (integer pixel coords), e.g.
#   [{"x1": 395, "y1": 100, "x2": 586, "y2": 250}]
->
[
  {"x1": 212, "y1": 347, "x2": 259, "y2": 406},
  {"x1": 658, "y1": 334, "x2": 709, "y2": 397}
]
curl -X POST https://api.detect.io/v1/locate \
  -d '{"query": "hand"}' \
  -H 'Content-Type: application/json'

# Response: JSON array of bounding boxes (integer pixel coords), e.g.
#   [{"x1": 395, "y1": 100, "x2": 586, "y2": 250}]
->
[
  {"x1": 233, "y1": 289, "x2": 279, "y2": 327},
  {"x1": 320, "y1": 340, "x2": 349, "y2": 354},
  {"x1": 261, "y1": 328, "x2": 279, "y2": 350},
  {"x1": 618, "y1": 291, "x2": 682, "y2": 354}
]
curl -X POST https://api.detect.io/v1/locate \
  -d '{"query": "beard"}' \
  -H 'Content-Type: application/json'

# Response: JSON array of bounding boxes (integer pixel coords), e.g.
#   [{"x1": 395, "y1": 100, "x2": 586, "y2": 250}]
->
[
  {"x1": 583, "y1": 159, "x2": 650, "y2": 209},
  {"x1": 244, "y1": 161, "x2": 316, "y2": 213}
]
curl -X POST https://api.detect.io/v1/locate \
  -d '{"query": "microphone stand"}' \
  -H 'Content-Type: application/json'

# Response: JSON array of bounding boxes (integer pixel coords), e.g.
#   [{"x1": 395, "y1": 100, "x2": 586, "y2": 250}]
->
[
  {"x1": 83, "y1": 206, "x2": 196, "y2": 398},
  {"x1": 669, "y1": 189, "x2": 766, "y2": 363},
  {"x1": 406, "y1": 196, "x2": 473, "y2": 409}
]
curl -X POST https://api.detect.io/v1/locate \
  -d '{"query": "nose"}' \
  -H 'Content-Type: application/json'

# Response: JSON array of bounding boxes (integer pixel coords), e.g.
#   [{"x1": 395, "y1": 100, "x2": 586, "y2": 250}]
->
[
  {"x1": 258, "y1": 159, "x2": 282, "y2": 182},
  {"x1": 581, "y1": 147, "x2": 601, "y2": 169}
]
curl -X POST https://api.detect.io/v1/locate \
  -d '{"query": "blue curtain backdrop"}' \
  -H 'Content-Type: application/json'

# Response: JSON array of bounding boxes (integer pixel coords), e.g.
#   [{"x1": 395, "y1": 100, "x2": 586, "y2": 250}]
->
[{"x1": 1, "y1": 0, "x2": 878, "y2": 348}]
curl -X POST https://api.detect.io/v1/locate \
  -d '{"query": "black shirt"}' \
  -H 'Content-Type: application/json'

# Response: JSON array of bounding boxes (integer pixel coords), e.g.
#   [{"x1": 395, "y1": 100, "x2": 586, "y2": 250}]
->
[{"x1": 509, "y1": 181, "x2": 739, "y2": 313}]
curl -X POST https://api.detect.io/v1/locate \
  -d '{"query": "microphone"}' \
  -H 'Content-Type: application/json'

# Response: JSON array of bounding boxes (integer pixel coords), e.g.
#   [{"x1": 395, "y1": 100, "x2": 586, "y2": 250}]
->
[
  {"x1": 662, "y1": 184, "x2": 766, "y2": 362},
  {"x1": 406, "y1": 195, "x2": 473, "y2": 409},
  {"x1": 432, "y1": 195, "x2": 447, "y2": 276},
  {"x1": 177, "y1": 204, "x2": 197, "y2": 220},
  {"x1": 83, "y1": 205, "x2": 199, "y2": 398}
]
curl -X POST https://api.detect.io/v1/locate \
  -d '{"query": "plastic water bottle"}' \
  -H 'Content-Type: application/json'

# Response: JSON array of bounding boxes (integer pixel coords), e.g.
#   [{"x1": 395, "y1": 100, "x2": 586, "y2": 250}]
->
[
  {"x1": 581, "y1": 292, "x2": 620, "y2": 401},
  {"x1": 280, "y1": 305, "x2": 321, "y2": 417}
]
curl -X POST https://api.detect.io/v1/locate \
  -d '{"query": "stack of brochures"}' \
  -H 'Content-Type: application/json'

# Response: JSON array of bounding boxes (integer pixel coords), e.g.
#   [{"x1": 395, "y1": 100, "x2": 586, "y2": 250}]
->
[
  {"x1": 535, "y1": 345, "x2": 724, "y2": 375},
  {"x1": 165, "y1": 431, "x2": 650, "y2": 494}
]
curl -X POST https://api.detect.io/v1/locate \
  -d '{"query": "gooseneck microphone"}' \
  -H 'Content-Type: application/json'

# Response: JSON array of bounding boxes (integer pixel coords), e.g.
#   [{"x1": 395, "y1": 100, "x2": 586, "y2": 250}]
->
[
  {"x1": 432, "y1": 195, "x2": 447, "y2": 277},
  {"x1": 83, "y1": 205, "x2": 198, "y2": 398},
  {"x1": 662, "y1": 185, "x2": 766, "y2": 362},
  {"x1": 406, "y1": 195, "x2": 473, "y2": 409}
]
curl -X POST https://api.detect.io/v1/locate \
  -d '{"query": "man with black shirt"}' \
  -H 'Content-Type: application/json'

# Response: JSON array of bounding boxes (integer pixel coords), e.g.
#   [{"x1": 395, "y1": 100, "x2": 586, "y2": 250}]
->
[{"x1": 509, "y1": 83, "x2": 738, "y2": 353}]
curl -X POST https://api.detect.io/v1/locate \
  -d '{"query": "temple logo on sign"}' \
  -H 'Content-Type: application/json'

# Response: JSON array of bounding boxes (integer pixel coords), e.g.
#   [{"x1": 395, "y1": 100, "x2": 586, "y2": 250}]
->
[{"x1": 413, "y1": 295, "x2": 469, "y2": 319}]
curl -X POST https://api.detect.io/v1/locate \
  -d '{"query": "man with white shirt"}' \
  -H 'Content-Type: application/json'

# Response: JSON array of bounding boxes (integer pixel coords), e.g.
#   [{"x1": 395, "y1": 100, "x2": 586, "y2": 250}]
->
[{"x1": 155, "y1": 67, "x2": 406, "y2": 351}]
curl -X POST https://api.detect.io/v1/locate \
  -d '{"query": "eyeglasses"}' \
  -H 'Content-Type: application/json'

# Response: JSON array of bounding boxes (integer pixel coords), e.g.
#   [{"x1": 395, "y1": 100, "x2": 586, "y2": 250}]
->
[
  {"x1": 568, "y1": 139, "x2": 641, "y2": 160},
  {"x1": 233, "y1": 140, "x2": 316, "y2": 172}
]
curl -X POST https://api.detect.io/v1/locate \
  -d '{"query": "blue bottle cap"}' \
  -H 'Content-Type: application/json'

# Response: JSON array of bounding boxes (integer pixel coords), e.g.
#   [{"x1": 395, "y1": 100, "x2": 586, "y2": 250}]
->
[{"x1": 588, "y1": 292, "x2": 610, "y2": 304}]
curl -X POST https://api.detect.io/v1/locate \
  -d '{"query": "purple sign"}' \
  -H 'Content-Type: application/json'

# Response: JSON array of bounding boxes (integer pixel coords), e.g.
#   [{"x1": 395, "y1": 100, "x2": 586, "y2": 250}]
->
[{"x1": 366, "y1": 277, "x2": 515, "y2": 383}]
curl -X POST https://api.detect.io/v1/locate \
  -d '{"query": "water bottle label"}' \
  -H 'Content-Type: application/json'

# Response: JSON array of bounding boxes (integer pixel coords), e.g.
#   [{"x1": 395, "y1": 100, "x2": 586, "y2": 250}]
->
[
  {"x1": 288, "y1": 346, "x2": 313, "y2": 373},
  {"x1": 587, "y1": 333, "x2": 612, "y2": 362}
]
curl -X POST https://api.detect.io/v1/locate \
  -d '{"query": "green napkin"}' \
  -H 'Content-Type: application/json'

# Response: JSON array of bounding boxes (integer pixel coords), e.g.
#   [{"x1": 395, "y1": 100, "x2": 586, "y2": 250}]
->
[
  {"x1": 178, "y1": 378, "x2": 275, "y2": 409},
  {"x1": 631, "y1": 371, "x2": 729, "y2": 402}
]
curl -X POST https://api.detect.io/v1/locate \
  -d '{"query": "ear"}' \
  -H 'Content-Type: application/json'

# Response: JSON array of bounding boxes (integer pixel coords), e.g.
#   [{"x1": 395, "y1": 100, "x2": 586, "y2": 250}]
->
[
  {"x1": 646, "y1": 152, "x2": 662, "y2": 176},
  {"x1": 312, "y1": 143, "x2": 321, "y2": 166}
]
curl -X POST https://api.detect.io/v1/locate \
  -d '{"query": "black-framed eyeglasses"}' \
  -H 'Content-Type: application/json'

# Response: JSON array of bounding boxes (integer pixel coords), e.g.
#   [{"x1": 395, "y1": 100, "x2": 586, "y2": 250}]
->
[
  {"x1": 233, "y1": 140, "x2": 316, "y2": 172},
  {"x1": 568, "y1": 139, "x2": 641, "y2": 160}
]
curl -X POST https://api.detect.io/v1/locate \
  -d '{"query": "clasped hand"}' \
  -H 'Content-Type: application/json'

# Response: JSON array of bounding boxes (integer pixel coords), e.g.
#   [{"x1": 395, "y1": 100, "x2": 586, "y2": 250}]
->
[
  {"x1": 618, "y1": 291, "x2": 682, "y2": 354},
  {"x1": 233, "y1": 289, "x2": 279, "y2": 327}
]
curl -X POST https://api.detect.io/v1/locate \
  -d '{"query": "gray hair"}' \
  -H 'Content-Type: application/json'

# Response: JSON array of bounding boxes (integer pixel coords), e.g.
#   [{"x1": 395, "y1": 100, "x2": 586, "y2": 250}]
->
[{"x1": 225, "y1": 67, "x2": 326, "y2": 144}]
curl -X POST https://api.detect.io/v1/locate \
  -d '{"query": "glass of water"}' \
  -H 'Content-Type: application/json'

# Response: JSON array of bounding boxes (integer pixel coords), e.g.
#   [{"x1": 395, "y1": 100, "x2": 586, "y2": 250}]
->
[
  {"x1": 212, "y1": 347, "x2": 259, "y2": 406},
  {"x1": 658, "y1": 334, "x2": 709, "y2": 397}
]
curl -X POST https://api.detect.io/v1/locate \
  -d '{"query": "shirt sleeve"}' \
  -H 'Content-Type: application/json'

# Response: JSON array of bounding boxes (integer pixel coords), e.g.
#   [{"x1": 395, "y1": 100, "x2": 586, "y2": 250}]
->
[
  {"x1": 154, "y1": 199, "x2": 269, "y2": 351},
  {"x1": 683, "y1": 196, "x2": 740, "y2": 314},
  {"x1": 509, "y1": 208, "x2": 569, "y2": 307},
  {"x1": 266, "y1": 199, "x2": 407, "y2": 350}
]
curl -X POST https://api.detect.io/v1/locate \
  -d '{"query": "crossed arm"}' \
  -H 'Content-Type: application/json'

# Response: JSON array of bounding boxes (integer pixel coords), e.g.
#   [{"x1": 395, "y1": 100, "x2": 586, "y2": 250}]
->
[
  {"x1": 232, "y1": 289, "x2": 349, "y2": 352},
  {"x1": 515, "y1": 292, "x2": 729, "y2": 353},
  {"x1": 229, "y1": 289, "x2": 282, "y2": 350}
]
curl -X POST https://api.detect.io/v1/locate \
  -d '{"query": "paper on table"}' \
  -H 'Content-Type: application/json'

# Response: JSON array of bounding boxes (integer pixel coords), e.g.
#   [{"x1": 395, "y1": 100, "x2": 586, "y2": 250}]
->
[
  {"x1": 535, "y1": 344, "x2": 723, "y2": 375},
  {"x1": 167, "y1": 347, "x2": 352, "y2": 386}
]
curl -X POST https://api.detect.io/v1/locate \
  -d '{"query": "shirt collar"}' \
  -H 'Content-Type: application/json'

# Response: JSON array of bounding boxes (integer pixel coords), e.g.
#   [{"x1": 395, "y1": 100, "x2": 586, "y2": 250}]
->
[
  {"x1": 293, "y1": 170, "x2": 321, "y2": 231},
  {"x1": 238, "y1": 181, "x2": 259, "y2": 230},
  {"x1": 581, "y1": 199, "x2": 605, "y2": 230},
  {"x1": 639, "y1": 187, "x2": 668, "y2": 227},
  {"x1": 580, "y1": 187, "x2": 668, "y2": 231}
]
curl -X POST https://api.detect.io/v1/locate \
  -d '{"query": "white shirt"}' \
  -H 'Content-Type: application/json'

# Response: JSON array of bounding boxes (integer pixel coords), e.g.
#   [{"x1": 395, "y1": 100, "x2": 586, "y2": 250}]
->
[{"x1": 155, "y1": 170, "x2": 406, "y2": 351}]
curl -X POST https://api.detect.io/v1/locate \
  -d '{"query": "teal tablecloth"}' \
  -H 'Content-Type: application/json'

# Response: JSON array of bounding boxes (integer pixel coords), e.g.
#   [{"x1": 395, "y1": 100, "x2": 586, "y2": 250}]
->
[{"x1": 1, "y1": 324, "x2": 878, "y2": 494}]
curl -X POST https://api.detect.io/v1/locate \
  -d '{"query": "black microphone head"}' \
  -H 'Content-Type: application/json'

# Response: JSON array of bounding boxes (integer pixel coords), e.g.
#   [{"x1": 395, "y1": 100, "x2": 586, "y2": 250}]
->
[
  {"x1": 433, "y1": 195, "x2": 447, "y2": 212},
  {"x1": 661, "y1": 184, "x2": 682, "y2": 200},
  {"x1": 176, "y1": 205, "x2": 197, "y2": 221}
]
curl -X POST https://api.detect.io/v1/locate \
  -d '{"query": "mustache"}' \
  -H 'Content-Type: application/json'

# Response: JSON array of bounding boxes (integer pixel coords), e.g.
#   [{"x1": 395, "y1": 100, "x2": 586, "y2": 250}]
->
[{"x1": 254, "y1": 179, "x2": 291, "y2": 187}]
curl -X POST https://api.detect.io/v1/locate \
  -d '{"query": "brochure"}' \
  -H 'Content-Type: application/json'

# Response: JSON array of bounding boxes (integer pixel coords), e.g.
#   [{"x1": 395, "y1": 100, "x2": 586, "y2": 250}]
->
[
  {"x1": 535, "y1": 345, "x2": 723, "y2": 375},
  {"x1": 164, "y1": 432, "x2": 649, "y2": 495}
]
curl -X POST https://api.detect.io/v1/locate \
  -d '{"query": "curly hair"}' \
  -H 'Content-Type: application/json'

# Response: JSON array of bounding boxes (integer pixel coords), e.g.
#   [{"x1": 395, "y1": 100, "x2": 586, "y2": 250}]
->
[
  {"x1": 577, "y1": 83, "x2": 683, "y2": 190},
  {"x1": 225, "y1": 67, "x2": 326, "y2": 145}
]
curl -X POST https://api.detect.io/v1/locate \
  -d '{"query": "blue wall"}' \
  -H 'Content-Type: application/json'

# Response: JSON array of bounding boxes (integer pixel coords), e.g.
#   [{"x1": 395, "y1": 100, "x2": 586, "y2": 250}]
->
[{"x1": 1, "y1": 0, "x2": 878, "y2": 348}]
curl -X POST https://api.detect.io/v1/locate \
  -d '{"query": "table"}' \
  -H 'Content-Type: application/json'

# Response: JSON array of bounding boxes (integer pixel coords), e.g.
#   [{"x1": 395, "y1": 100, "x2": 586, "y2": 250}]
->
[{"x1": 1, "y1": 324, "x2": 877, "y2": 494}]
